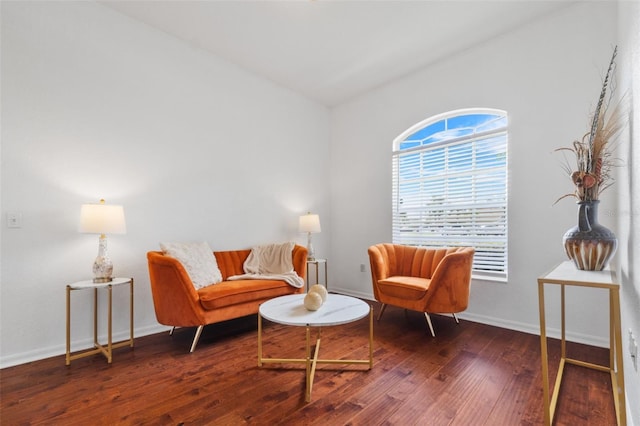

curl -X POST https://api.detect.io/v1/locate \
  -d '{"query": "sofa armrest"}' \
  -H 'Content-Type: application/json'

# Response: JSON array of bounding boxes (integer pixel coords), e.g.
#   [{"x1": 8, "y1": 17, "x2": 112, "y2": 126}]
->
[
  {"x1": 291, "y1": 244, "x2": 308, "y2": 282},
  {"x1": 147, "y1": 251, "x2": 206, "y2": 327}
]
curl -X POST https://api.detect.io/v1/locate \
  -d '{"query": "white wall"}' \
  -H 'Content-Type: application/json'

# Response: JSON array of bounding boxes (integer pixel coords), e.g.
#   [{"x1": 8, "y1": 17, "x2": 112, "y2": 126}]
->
[
  {"x1": 617, "y1": 1, "x2": 640, "y2": 424},
  {"x1": 329, "y1": 2, "x2": 620, "y2": 345},
  {"x1": 0, "y1": 1, "x2": 330, "y2": 367}
]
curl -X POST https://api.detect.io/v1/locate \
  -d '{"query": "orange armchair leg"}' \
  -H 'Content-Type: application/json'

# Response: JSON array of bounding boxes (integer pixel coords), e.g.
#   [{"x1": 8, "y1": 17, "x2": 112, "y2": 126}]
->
[
  {"x1": 189, "y1": 325, "x2": 204, "y2": 353},
  {"x1": 424, "y1": 313, "x2": 436, "y2": 337},
  {"x1": 377, "y1": 304, "x2": 387, "y2": 321}
]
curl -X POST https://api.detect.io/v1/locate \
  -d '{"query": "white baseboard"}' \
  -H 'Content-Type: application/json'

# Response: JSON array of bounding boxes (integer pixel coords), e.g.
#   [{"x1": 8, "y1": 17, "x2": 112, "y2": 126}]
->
[
  {"x1": 0, "y1": 323, "x2": 169, "y2": 369},
  {"x1": 330, "y1": 285, "x2": 609, "y2": 348},
  {"x1": 456, "y1": 311, "x2": 609, "y2": 348},
  {"x1": 330, "y1": 286, "x2": 375, "y2": 301}
]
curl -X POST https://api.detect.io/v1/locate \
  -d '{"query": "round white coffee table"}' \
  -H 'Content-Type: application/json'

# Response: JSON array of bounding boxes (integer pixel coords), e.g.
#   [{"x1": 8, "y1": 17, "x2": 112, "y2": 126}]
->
[{"x1": 258, "y1": 293, "x2": 373, "y2": 402}]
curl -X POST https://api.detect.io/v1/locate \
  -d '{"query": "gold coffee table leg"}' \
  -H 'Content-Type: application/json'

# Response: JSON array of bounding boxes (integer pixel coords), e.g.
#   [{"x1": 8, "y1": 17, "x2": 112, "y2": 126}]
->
[
  {"x1": 258, "y1": 313, "x2": 263, "y2": 367},
  {"x1": 305, "y1": 326, "x2": 311, "y2": 402}
]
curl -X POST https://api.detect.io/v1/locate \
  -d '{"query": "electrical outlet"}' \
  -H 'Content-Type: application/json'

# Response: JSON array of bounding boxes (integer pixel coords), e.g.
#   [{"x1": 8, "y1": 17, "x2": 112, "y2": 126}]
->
[
  {"x1": 629, "y1": 329, "x2": 638, "y2": 372},
  {"x1": 360, "y1": 264, "x2": 366, "y2": 272}
]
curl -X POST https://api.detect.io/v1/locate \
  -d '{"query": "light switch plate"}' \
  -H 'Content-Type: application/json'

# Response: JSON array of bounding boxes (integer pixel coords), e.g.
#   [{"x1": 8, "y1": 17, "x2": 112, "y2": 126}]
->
[{"x1": 7, "y1": 212, "x2": 22, "y2": 228}]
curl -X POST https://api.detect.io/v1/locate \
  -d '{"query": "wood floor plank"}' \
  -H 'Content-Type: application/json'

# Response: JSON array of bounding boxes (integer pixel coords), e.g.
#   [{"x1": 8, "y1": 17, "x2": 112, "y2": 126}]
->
[{"x1": 0, "y1": 300, "x2": 617, "y2": 425}]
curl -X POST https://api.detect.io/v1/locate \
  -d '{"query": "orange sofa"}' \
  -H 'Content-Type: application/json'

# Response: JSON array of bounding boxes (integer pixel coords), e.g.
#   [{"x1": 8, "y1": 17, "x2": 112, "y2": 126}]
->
[{"x1": 147, "y1": 245, "x2": 307, "y2": 352}]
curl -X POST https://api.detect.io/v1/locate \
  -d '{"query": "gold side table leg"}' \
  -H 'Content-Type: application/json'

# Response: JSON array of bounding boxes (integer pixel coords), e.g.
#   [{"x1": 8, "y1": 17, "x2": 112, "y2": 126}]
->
[
  {"x1": 315, "y1": 265, "x2": 319, "y2": 287},
  {"x1": 547, "y1": 283, "x2": 568, "y2": 423},
  {"x1": 129, "y1": 279, "x2": 135, "y2": 348},
  {"x1": 66, "y1": 286, "x2": 71, "y2": 366},
  {"x1": 107, "y1": 285, "x2": 113, "y2": 363},
  {"x1": 611, "y1": 288, "x2": 626, "y2": 426},
  {"x1": 93, "y1": 288, "x2": 98, "y2": 348},
  {"x1": 324, "y1": 261, "x2": 328, "y2": 290},
  {"x1": 560, "y1": 284, "x2": 566, "y2": 359},
  {"x1": 610, "y1": 288, "x2": 615, "y2": 370},
  {"x1": 538, "y1": 281, "x2": 551, "y2": 426}
]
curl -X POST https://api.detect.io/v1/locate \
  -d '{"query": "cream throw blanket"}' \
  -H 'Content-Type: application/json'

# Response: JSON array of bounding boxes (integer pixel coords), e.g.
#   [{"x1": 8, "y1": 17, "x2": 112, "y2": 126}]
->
[{"x1": 228, "y1": 241, "x2": 304, "y2": 288}]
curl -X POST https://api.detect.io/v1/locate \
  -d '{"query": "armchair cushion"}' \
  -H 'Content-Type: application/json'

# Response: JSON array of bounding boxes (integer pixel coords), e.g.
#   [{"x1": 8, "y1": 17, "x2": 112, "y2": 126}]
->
[{"x1": 377, "y1": 276, "x2": 431, "y2": 300}]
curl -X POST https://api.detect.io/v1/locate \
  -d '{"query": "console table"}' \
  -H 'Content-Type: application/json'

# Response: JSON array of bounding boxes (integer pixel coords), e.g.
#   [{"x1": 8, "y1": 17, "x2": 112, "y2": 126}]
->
[{"x1": 537, "y1": 261, "x2": 625, "y2": 425}]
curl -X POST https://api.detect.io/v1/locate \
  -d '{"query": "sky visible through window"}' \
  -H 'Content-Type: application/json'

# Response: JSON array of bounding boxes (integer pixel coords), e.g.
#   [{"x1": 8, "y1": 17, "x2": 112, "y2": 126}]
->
[{"x1": 400, "y1": 113, "x2": 507, "y2": 150}]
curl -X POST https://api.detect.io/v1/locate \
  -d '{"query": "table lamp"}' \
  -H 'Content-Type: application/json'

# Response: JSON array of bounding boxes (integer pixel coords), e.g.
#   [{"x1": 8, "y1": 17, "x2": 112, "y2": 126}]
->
[
  {"x1": 299, "y1": 212, "x2": 321, "y2": 261},
  {"x1": 79, "y1": 199, "x2": 126, "y2": 283}
]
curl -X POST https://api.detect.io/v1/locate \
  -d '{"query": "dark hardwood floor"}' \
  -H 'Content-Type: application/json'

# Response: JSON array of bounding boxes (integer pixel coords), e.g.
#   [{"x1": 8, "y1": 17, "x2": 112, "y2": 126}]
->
[{"x1": 1, "y1": 300, "x2": 616, "y2": 425}]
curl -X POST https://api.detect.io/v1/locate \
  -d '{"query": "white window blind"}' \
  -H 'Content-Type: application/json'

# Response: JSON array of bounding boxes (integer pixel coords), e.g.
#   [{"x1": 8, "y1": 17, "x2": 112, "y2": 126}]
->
[{"x1": 392, "y1": 109, "x2": 508, "y2": 280}]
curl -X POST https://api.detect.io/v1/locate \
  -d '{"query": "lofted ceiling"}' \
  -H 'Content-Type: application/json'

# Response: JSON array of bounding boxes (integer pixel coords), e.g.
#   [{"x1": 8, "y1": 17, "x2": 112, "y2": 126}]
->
[{"x1": 101, "y1": 1, "x2": 574, "y2": 107}]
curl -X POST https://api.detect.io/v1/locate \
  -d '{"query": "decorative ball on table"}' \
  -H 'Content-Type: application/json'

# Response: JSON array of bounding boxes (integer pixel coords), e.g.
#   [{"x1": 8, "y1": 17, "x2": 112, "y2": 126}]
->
[
  {"x1": 309, "y1": 284, "x2": 327, "y2": 302},
  {"x1": 304, "y1": 291, "x2": 324, "y2": 311}
]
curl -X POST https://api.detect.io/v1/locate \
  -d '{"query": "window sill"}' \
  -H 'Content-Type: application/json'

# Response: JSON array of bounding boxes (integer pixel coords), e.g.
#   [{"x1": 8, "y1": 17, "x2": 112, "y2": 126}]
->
[{"x1": 472, "y1": 273, "x2": 508, "y2": 284}]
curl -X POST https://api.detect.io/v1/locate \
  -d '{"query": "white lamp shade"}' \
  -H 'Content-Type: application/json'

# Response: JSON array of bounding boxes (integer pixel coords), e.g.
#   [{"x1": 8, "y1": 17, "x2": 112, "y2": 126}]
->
[
  {"x1": 79, "y1": 202, "x2": 126, "y2": 235},
  {"x1": 299, "y1": 213, "x2": 321, "y2": 234}
]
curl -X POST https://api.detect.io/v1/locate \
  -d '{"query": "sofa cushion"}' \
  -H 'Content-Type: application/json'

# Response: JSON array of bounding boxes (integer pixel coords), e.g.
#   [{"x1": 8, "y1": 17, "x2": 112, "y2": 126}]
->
[
  {"x1": 377, "y1": 276, "x2": 431, "y2": 300},
  {"x1": 198, "y1": 279, "x2": 297, "y2": 310},
  {"x1": 160, "y1": 241, "x2": 222, "y2": 290}
]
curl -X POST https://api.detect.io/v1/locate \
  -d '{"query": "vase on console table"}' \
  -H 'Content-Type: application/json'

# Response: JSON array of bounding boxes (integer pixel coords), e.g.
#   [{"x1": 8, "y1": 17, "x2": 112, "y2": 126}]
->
[{"x1": 563, "y1": 200, "x2": 617, "y2": 271}]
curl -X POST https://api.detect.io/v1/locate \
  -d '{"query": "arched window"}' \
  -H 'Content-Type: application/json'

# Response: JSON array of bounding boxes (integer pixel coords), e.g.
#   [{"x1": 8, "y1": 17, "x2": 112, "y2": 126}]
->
[{"x1": 392, "y1": 108, "x2": 508, "y2": 280}]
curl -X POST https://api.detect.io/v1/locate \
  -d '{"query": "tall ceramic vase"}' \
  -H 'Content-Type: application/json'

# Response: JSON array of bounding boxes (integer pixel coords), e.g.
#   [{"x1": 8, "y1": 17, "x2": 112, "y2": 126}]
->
[{"x1": 563, "y1": 200, "x2": 617, "y2": 271}]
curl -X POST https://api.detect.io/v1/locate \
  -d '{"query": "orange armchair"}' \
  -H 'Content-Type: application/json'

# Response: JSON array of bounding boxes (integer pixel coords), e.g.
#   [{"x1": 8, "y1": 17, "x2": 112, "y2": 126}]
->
[{"x1": 367, "y1": 244, "x2": 474, "y2": 336}]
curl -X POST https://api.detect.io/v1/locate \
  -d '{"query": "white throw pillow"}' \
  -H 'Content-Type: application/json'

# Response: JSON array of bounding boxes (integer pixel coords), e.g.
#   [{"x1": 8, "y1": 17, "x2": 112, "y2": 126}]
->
[{"x1": 159, "y1": 241, "x2": 222, "y2": 289}]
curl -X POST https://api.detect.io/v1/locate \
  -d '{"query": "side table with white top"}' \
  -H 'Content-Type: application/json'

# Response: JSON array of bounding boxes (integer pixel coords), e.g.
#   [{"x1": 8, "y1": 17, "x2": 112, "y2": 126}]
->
[
  {"x1": 66, "y1": 277, "x2": 134, "y2": 365},
  {"x1": 258, "y1": 293, "x2": 373, "y2": 402},
  {"x1": 306, "y1": 258, "x2": 328, "y2": 291},
  {"x1": 537, "y1": 262, "x2": 625, "y2": 425}
]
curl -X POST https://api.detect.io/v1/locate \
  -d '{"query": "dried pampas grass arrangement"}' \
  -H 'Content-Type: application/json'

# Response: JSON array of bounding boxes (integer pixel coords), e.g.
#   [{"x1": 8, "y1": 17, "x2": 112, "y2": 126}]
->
[{"x1": 555, "y1": 46, "x2": 626, "y2": 204}]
